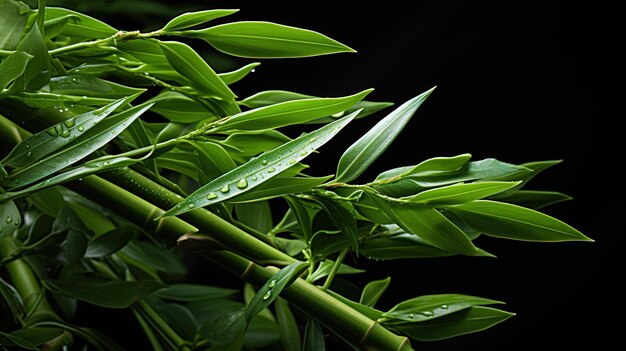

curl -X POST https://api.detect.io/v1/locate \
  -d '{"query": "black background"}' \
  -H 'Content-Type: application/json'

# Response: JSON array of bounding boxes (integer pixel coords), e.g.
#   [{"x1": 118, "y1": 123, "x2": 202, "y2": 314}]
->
[{"x1": 39, "y1": 1, "x2": 621, "y2": 350}]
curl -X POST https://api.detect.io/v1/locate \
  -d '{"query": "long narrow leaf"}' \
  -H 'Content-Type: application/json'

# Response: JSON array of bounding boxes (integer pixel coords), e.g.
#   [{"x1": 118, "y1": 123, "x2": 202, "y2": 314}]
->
[
  {"x1": 336, "y1": 87, "x2": 435, "y2": 182},
  {"x1": 2, "y1": 95, "x2": 138, "y2": 168},
  {"x1": 245, "y1": 262, "x2": 308, "y2": 322},
  {"x1": 160, "y1": 111, "x2": 359, "y2": 217},
  {"x1": 5, "y1": 102, "x2": 153, "y2": 189},
  {"x1": 213, "y1": 90, "x2": 371, "y2": 131}
]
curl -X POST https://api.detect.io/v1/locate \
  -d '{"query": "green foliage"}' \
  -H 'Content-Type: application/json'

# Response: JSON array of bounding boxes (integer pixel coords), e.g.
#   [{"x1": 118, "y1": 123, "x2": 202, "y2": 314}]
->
[{"x1": 0, "y1": 0, "x2": 590, "y2": 350}]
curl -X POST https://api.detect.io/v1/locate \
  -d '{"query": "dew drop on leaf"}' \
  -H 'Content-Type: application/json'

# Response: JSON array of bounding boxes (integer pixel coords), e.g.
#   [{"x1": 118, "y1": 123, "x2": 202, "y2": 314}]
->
[
  {"x1": 187, "y1": 204, "x2": 194, "y2": 209},
  {"x1": 207, "y1": 192, "x2": 218, "y2": 200},
  {"x1": 60, "y1": 130, "x2": 71, "y2": 138},
  {"x1": 262, "y1": 291, "x2": 272, "y2": 300},
  {"x1": 267, "y1": 167, "x2": 276, "y2": 173},
  {"x1": 252, "y1": 176, "x2": 258, "y2": 181},
  {"x1": 268, "y1": 279, "x2": 277, "y2": 288},
  {"x1": 78, "y1": 126, "x2": 85, "y2": 132},
  {"x1": 441, "y1": 305, "x2": 448, "y2": 309},
  {"x1": 25, "y1": 144, "x2": 30, "y2": 149},
  {"x1": 300, "y1": 151, "x2": 307, "y2": 156},
  {"x1": 26, "y1": 151, "x2": 32, "y2": 157},
  {"x1": 220, "y1": 185, "x2": 230, "y2": 193},
  {"x1": 237, "y1": 178, "x2": 248, "y2": 189},
  {"x1": 421, "y1": 311, "x2": 434, "y2": 317},
  {"x1": 5, "y1": 217, "x2": 12, "y2": 224},
  {"x1": 55, "y1": 124, "x2": 64, "y2": 134},
  {"x1": 46, "y1": 127, "x2": 56, "y2": 136},
  {"x1": 261, "y1": 160, "x2": 268, "y2": 165},
  {"x1": 64, "y1": 118, "x2": 76, "y2": 128}
]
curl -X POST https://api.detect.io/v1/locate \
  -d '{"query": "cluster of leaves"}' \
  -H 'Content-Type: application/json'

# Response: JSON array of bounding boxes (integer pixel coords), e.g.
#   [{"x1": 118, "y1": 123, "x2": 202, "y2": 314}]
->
[{"x1": 0, "y1": 1, "x2": 590, "y2": 350}]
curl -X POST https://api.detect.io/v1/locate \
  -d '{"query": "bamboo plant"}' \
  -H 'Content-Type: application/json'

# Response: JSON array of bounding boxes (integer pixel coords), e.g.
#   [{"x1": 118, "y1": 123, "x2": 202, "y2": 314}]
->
[{"x1": 0, "y1": 1, "x2": 591, "y2": 350}]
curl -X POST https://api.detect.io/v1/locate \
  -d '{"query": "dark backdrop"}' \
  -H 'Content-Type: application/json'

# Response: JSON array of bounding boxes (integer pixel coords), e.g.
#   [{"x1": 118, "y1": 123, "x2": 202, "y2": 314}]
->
[{"x1": 39, "y1": 1, "x2": 619, "y2": 350}]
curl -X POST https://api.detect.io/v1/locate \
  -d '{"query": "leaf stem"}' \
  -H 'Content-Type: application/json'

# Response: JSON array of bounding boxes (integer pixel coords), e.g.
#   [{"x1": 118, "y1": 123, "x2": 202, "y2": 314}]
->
[
  {"x1": 321, "y1": 247, "x2": 349, "y2": 290},
  {"x1": 48, "y1": 30, "x2": 164, "y2": 56}
]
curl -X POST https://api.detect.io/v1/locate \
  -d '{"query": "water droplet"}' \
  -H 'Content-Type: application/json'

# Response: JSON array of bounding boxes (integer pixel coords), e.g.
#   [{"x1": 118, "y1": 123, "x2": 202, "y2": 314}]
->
[
  {"x1": 261, "y1": 160, "x2": 268, "y2": 165},
  {"x1": 187, "y1": 204, "x2": 194, "y2": 209},
  {"x1": 421, "y1": 311, "x2": 434, "y2": 317},
  {"x1": 441, "y1": 305, "x2": 448, "y2": 309},
  {"x1": 25, "y1": 144, "x2": 30, "y2": 149},
  {"x1": 300, "y1": 151, "x2": 307, "y2": 156},
  {"x1": 331, "y1": 111, "x2": 345, "y2": 118},
  {"x1": 54, "y1": 124, "x2": 64, "y2": 134},
  {"x1": 289, "y1": 159, "x2": 296, "y2": 164},
  {"x1": 220, "y1": 185, "x2": 230, "y2": 193},
  {"x1": 409, "y1": 313, "x2": 415, "y2": 318},
  {"x1": 251, "y1": 176, "x2": 258, "y2": 181},
  {"x1": 5, "y1": 217, "x2": 12, "y2": 224},
  {"x1": 26, "y1": 151, "x2": 32, "y2": 157},
  {"x1": 268, "y1": 279, "x2": 277, "y2": 288},
  {"x1": 267, "y1": 167, "x2": 276, "y2": 173},
  {"x1": 64, "y1": 118, "x2": 76, "y2": 128},
  {"x1": 45, "y1": 127, "x2": 56, "y2": 136},
  {"x1": 72, "y1": 77, "x2": 78, "y2": 83},
  {"x1": 309, "y1": 137, "x2": 317, "y2": 143},
  {"x1": 60, "y1": 130, "x2": 71, "y2": 138},
  {"x1": 78, "y1": 126, "x2": 84, "y2": 132},
  {"x1": 14, "y1": 218, "x2": 19, "y2": 226},
  {"x1": 237, "y1": 178, "x2": 248, "y2": 189},
  {"x1": 262, "y1": 291, "x2": 272, "y2": 300},
  {"x1": 207, "y1": 192, "x2": 218, "y2": 200},
  {"x1": 251, "y1": 69, "x2": 256, "y2": 73},
  {"x1": 144, "y1": 72, "x2": 150, "y2": 76}
]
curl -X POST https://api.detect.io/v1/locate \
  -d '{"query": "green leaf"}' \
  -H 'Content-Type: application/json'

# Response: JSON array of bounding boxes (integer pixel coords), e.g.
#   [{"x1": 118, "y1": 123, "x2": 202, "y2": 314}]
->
[
  {"x1": 448, "y1": 200, "x2": 592, "y2": 242},
  {"x1": 245, "y1": 261, "x2": 308, "y2": 322},
  {"x1": 153, "y1": 284, "x2": 237, "y2": 302},
  {"x1": 493, "y1": 190, "x2": 572, "y2": 209},
  {"x1": 376, "y1": 157, "x2": 530, "y2": 198},
  {"x1": 0, "y1": 0, "x2": 30, "y2": 50},
  {"x1": 84, "y1": 226, "x2": 134, "y2": 258},
  {"x1": 394, "y1": 306, "x2": 514, "y2": 341},
  {"x1": 405, "y1": 181, "x2": 520, "y2": 206},
  {"x1": 240, "y1": 90, "x2": 392, "y2": 122},
  {"x1": 235, "y1": 201, "x2": 273, "y2": 233},
  {"x1": 43, "y1": 14, "x2": 80, "y2": 39},
  {"x1": 285, "y1": 197, "x2": 314, "y2": 242},
  {"x1": 119, "y1": 240, "x2": 186, "y2": 275},
  {"x1": 5, "y1": 101, "x2": 153, "y2": 189},
  {"x1": 360, "y1": 234, "x2": 455, "y2": 260},
  {"x1": 161, "y1": 111, "x2": 358, "y2": 217},
  {"x1": 150, "y1": 91, "x2": 216, "y2": 123},
  {"x1": 155, "y1": 303, "x2": 198, "y2": 341},
  {"x1": 11, "y1": 24, "x2": 50, "y2": 92},
  {"x1": 214, "y1": 89, "x2": 371, "y2": 131},
  {"x1": 43, "y1": 279, "x2": 165, "y2": 309},
  {"x1": 185, "y1": 21, "x2": 355, "y2": 58},
  {"x1": 218, "y1": 62, "x2": 260, "y2": 85},
  {"x1": 303, "y1": 318, "x2": 326, "y2": 351},
  {"x1": 360, "y1": 277, "x2": 391, "y2": 307},
  {"x1": 231, "y1": 176, "x2": 332, "y2": 203},
  {"x1": 0, "y1": 331, "x2": 38, "y2": 350},
  {"x1": 308, "y1": 259, "x2": 364, "y2": 283},
  {"x1": 157, "y1": 40, "x2": 235, "y2": 101},
  {"x1": 162, "y1": 9, "x2": 239, "y2": 31},
  {"x1": 376, "y1": 153, "x2": 472, "y2": 181},
  {"x1": 383, "y1": 294, "x2": 503, "y2": 323},
  {"x1": 45, "y1": 7, "x2": 117, "y2": 39},
  {"x1": 185, "y1": 141, "x2": 236, "y2": 181},
  {"x1": 0, "y1": 200, "x2": 21, "y2": 239},
  {"x1": 2, "y1": 95, "x2": 135, "y2": 168},
  {"x1": 48, "y1": 75, "x2": 145, "y2": 98},
  {"x1": 9, "y1": 328, "x2": 64, "y2": 347},
  {"x1": 370, "y1": 196, "x2": 480, "y2": 256},
  {"x1": 0, "y1": 277, "x2": 25, "y2": 323},
  {"x1": 316, "y1": 197, "x2": 359, "y2": 253},
  {"x1": 275, "y1": 298, "x2": 301, "y2": 351},
  {"x1": 0, "y1": 51, "x2": 33, "y2": 90},
  {"x1": 336, "y1": 87, "x2": 435, "y2": 183}
]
